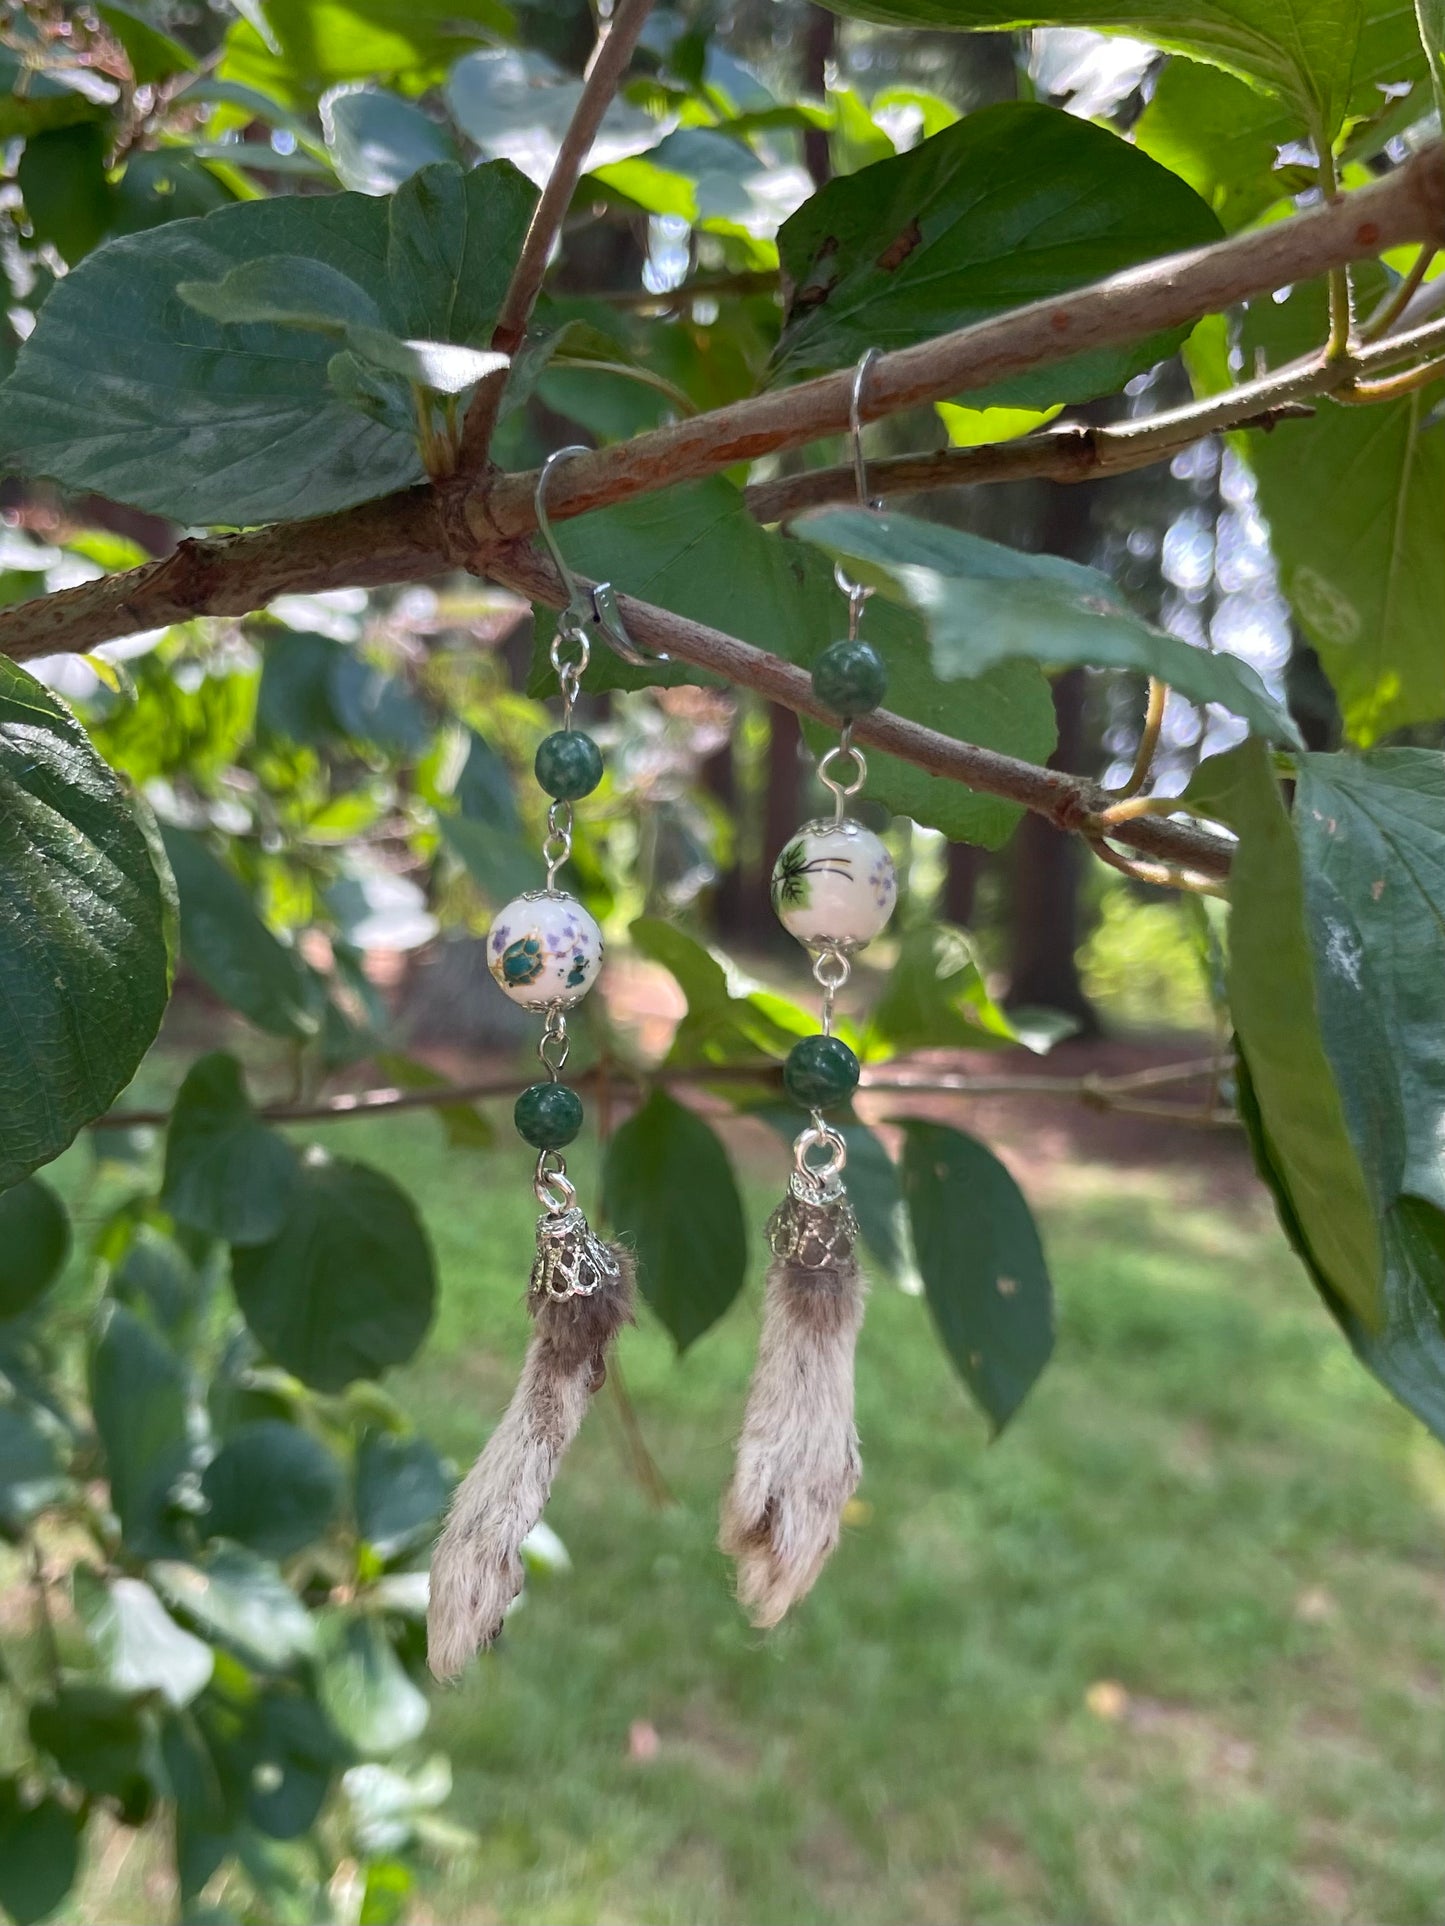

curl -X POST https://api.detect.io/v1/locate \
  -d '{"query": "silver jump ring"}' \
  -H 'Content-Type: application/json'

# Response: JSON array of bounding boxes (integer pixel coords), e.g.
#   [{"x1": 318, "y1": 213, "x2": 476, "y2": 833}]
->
[
  {"x1": 793, "y1": 1121, "x2": 848, "y2": 1187},
  {"x1": 538, "y1": 1008, "x2": 570, "y2": 1078},
  {"x1": 534, "y1": 1149, "x2": 576, "y2": 1214},
  {"x1": 818, "y1": 741, "x2": 868, "y2": 814}
]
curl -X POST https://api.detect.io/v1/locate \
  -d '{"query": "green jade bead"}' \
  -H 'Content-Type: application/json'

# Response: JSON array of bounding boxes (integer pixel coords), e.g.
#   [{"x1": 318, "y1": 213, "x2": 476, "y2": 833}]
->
[
  {"x1": 513, "y1": 1081, "x2": 584, "y2": 1149},
  {"x1": 810, "y1": 639, "x2": 888, "y2": 719},
  {"x1": 534, "y1": 729, "x2": 604, "y2": 801},
  {"x1": 783, "y1": 1034, "x2": 861, "y2": 1110}
]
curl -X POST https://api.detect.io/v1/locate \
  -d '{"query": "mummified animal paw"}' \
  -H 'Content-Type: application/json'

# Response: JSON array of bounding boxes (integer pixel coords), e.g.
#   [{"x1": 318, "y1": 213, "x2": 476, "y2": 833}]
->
[
  {"x1": 720, "y1": 1190, "x2": 865, "y2": 1628},
  {"x1": 427, "y1": 1230, "x2": 632, "y2": 1680}
]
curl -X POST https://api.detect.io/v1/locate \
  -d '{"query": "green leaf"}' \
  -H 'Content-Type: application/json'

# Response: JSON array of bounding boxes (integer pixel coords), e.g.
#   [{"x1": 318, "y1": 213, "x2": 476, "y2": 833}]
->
[
  {"x1": 901, "y1": 1120, "x2": 1054, "y2": 1431},
  {"x1": 0, "y1": 1180, "x2": 70, "y2": 1319},
  {"x1": 1187, "y1": 739, "x2": 1381, "y2": 1325},
  {"x1": 242, "y1": 1691, "x2": 343, "y2": 1840},
  {"x1": 527, "y1": 479, "x2": 1057, "y2": 848},
  {"x1": 0, "y1": 1781, "x2": 81, "y2": 1926},
  {"x1": 160, "y1": 828, "x2": 318, "y2": 1041},
  {"x1": 219, "y1": 0, "x2": 514, "y2": 111},
  {"x1": 163, "y1": 1054, "x2": 299, "y2": 1247},
  {"x1": 89, "y1": 1301, "x2": 193, "y2": 1558},
  {"x1": 201, "y1": 1420, "x2": 345, "y2": 1557},
  {"x1": 177, "y1": 254, "x2": 385, "y2": 330},
  {"x1": 445, "y1": 46, "x2": 661, "y2": 185},
  {"x1": 439, "y1": 811, "x2": 548, "y2": 907},
  {"x1": 315, "y1": 1614, "x2": 428, "y2": 1756},
  {"x1": 30, "y1": 1684, "x2": 156, "y2": 1813},
  {"x1": 0, "y1": 662, "x2": 173, "y2": 1191},
  {"x1": 231, "y1": 1153, "x2": 436, "y2": 1393},
  {"x1": 819, "y1": 0, "x2": 1377, "y2": 148},
  {"x1": 75, "y1": 1571, "x2": 215, "y2": 1710},
  {"x1": 16, "y1": 122, "x2": 113, "y2": 266},
  {"x1": 111, "y1": 1225, "x2": 205, "y2": 1345},
  {"x1": 97, "y1": 2, "x2": 197, "y2": 83},
  {"x1": 603, "y1": 1089, "x2": 747, "y2": 1350},
  {"x1": 773, "y1": 103, "x2": 1220, "y2": 404},
  {"x1": 151, "y1": 1545, "x2": 318, "y2": 1667},
  {"x1": 867, "y1": 923, "x2": 1036, "y2": 1056},
  {"x1": 0, "y1": 161, "x2": 535, "y2": 524},
  {"x1": 176, "y1": 256, "x2": 507, "y2": 392},
  {"x1": 322, "y1": 85, "x2": 456, "y2": 194},
  {"x1": 630, "y1": 916, "x2": 824, "y2": 1067},
  {"x1": 797, "y1": 506, "x2": 1303, "y2": 746},
  {"x1": 0, "y1": 1401, "x2": 67, "y2": 1540},
  {"x1": 1241, "y1": 271, "x2": 1445, "y2": 743},
  {"x1": 355, "y1": 1431, "x2": 450, "y2": 1559}
]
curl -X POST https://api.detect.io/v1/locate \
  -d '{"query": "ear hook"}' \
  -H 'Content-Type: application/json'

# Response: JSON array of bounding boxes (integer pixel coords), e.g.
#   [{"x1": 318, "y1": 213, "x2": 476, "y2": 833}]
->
[
  {"x1": 849, "y1": 346, "x2": 882, "y2": 511},
  {"x1": 834, "y1": 348, "x2": 882, "y2": 640},
  {"x1": 534, "y1": 445, "x2": 667, "y2": 667}
]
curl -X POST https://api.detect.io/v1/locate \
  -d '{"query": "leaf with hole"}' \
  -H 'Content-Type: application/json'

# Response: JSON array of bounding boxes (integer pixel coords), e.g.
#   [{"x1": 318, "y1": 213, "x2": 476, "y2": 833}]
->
[
  {"x1": 901, "y1": 1121, "x2": 1054, "y2": 1431},
  {"x1": 773, "y1": 103, "x2": 1220, "y2": 405},
  {"x1": 603, "y1": 1089, "x2": 747, "y2": 1350},
  {"x1": 231, "y1": 1154, "x2": 435, "y2": 1392}
]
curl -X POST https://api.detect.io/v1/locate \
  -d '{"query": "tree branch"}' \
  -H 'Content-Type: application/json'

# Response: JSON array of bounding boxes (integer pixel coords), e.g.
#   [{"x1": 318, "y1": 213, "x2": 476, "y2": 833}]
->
[
  {"x1": 456, "y1": 0, "x2": 659, "y2": 472},
  {"x1": 471, "y1": 144, "x2": 1445, "y2": 539},
  {"x1": 483, "y1": 539, "x2": 1237, "y2": 881},
  {"x1": 93, "y1": 1055, "x2": 1232, "y2": 1129}
]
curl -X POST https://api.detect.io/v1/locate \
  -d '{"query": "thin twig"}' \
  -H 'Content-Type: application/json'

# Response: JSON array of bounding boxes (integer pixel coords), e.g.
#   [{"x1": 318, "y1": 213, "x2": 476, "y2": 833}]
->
[
  {"x1": 93, "y1": 1054, "x2": 1229, "y2": 1131},
  {"x1": 1085, "y1": 832, "x2": 1228, "y2": 897},
  {"x1": 1109, "y1": 677, "x2": 1168, "y2": 801},
  {"x1": 484, "y1": 541, "x2": 1240, "y2": 882},
  {"x1": 1339, "y1": 353, "x2": 1445, "y2": 401},
  {"x1": 1362, "y1": 242, "x2": 1437, "y2": 340},
  {"x1": 457, "y1": 0, "x2": 659, "y2": 472}
]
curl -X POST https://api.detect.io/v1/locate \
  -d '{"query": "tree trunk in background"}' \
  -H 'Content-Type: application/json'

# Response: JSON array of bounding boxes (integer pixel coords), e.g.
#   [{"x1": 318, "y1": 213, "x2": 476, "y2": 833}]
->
[
  {"x1": 1006, "y1": 477, "x2": 1101, "y2": 1033},
  {"x1": 944, "y1": 842, "x2": 983, "y2": 926},
  {"x1": 802, "y1": 7, "x2": 836, "y2": 187}
]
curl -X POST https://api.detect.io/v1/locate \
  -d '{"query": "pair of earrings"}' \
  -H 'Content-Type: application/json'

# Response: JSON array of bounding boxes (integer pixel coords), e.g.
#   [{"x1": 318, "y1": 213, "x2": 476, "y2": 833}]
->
[{"x1": 428, "y1": 389, "x2": 894, "y2": 1676}]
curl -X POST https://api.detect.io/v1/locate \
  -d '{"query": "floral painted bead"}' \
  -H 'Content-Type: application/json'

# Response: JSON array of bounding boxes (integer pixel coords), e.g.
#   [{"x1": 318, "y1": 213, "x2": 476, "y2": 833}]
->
[
  {"x1": 770, "y1": 818, "x2": 897, "y2": 952},
  {"x1": 486, "y1": 890, "x2": 604, "y2": 1010}
]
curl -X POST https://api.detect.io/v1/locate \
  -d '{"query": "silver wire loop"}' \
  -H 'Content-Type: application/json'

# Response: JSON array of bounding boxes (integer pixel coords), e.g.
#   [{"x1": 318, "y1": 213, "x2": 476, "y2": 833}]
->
[
  {"x1": 812, "y1": 943, "x2": 851, "y2": 1035},
  {"x1": 534, "y1": 1149, "x2": 576, "y2": 1215},
  {"x1": 542, "y1": 799, "x2": 574, "y2": 888},
  {"x1": 793, "y1": 1119, "x2": 849, "y2": 1190},
  {"x1": 833, "y1": 348, "x2": 882, "y2": 638},
  {"x1": 538, "y1": 1005, "x2": 570, "y2": 1079},
  {"x1": 818, "y1": 736, "x2": 868, "y2": 820},
  {"x1": 535, "y1": 446, "x2": 665, "y2": 666}
]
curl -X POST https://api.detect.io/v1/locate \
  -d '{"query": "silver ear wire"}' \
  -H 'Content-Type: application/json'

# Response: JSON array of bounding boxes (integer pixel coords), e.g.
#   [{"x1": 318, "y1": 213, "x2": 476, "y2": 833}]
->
[
  {"x1": 834, "y1": 347, "x2": 883, "y2": 641},
  {"x1": 534, "y1": 445, "x2": 667, "y2": 666}
]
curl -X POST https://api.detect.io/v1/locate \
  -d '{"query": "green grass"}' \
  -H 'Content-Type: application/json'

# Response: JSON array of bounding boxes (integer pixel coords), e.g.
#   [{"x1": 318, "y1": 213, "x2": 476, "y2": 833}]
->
[
  {"x1": 35, "y1": 1092, "x2": 1445, "y2": 1925},
  {"x1": 301, "y1": 1113, "x2": 1445, "y2": 1926}
]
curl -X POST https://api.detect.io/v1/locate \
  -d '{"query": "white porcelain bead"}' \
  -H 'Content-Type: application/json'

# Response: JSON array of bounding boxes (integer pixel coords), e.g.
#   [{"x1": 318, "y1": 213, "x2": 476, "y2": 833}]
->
[
  {"x1": 771, "y1": 818, "x2": 896, "y2": 951},
  {"x1": 486, "y1": 891, "x2": 604, "y2": 1010}
]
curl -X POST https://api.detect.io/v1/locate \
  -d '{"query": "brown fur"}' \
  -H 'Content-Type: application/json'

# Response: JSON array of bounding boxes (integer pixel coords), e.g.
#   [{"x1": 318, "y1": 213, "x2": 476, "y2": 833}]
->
[
  {"x1": 719, "y1": 1243, "x2": 865, "y2": 1628},
  {"x1": 426, "y1": 1251, "x2": 633, "y2": 1680}
]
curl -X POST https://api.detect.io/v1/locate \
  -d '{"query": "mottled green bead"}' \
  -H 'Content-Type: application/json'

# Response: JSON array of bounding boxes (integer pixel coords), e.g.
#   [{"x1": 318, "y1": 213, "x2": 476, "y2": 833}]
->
[
  {"x1": 513, "y1": 1081, "x2": 584, "y2": 1149},
  {"x1": 811, "y1": 639, "x2": 888, "y2": 718},
  {"x1": 783, "y1": 1034, "x2": 860, "y2": 1110},
  {"x1": 534, "y1": 729, "x2": 604, "y2": 801}
]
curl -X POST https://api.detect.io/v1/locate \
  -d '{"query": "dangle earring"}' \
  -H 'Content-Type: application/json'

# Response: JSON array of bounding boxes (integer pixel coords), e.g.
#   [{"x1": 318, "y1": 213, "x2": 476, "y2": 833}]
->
[
  {"x1": 720, "y1": 352, "x2": 897, "y2": 1627},
  {"x1": 428, "y1": 447, "x2": 650, "y2": 1680}
]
